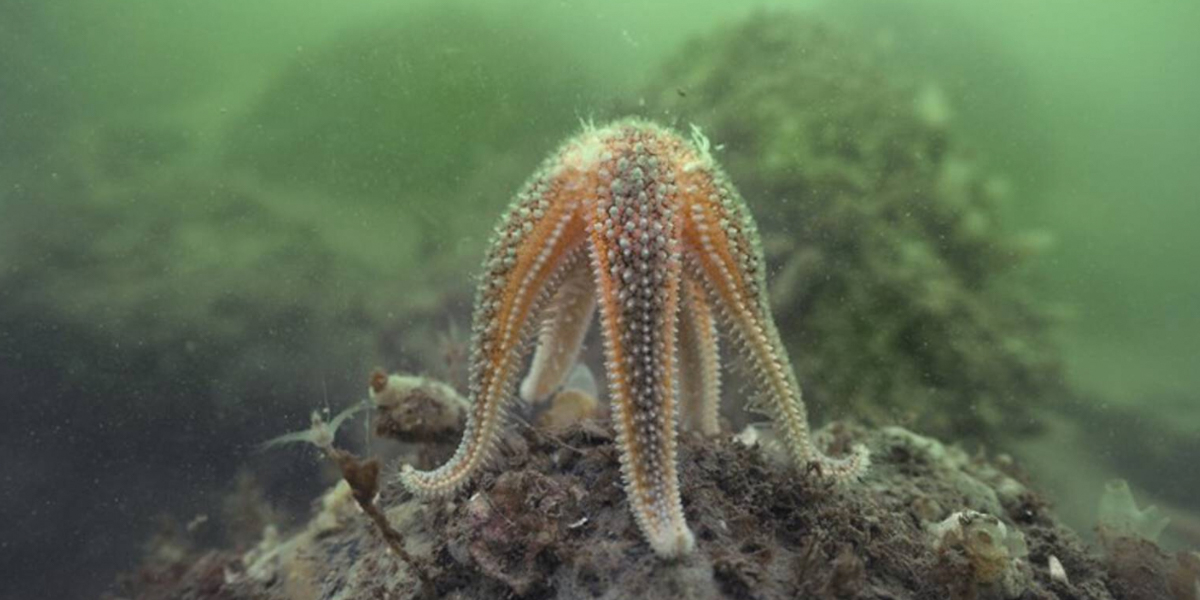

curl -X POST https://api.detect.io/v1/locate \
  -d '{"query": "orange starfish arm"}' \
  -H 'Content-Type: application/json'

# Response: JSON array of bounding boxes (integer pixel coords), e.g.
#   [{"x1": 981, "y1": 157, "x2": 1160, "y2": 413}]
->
[
  {"x1": 677, "y1": 158, "x2": 868, "y2": 479},
  {"x1": 586, "y1": 127, "x2": 695, "y2": 557},
  {"x1": 400, "y1": 158, "x2": 591, "y2": 497},
  {"x1": 678, "y1": 274, "x2": 721, "y2": 436},
  {"x1": 519, "y1": 261, "x2": 596, "y2": 404}
]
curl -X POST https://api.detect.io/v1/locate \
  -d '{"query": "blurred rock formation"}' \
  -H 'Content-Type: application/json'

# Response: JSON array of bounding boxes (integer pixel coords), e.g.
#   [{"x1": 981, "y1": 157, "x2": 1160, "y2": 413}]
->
[{"x1": 638, "y1": 13, "x2": 1064, "y2": 440}]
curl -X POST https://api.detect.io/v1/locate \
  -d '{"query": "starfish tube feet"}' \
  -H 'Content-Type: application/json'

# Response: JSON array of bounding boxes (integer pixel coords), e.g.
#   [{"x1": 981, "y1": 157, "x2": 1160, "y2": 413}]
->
[
  {"x1": 588, "y1": 153, "x2": 694, "y2": 557},
  {"x1": 678, "y1": 276, "x2": 721, "y2": 436},
  {"x1": 399, "y1": 173, "x2": 589, "y2": 498},
  {"x1": 519, "y1": 262, "x2": 597, "y2": 404}
]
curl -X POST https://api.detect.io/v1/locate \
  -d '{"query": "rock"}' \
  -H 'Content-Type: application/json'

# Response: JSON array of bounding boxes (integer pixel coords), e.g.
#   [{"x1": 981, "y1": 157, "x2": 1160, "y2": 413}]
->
[
  {"x1": 637, "y1": 12, "x2": 1064, "y2": 441},
  {"x1": 930, "y1": 510, "x2": 1031, "y2": 599},
  {"x1": 115, "y1": 425, "x2": 1132, "y2": 600}
]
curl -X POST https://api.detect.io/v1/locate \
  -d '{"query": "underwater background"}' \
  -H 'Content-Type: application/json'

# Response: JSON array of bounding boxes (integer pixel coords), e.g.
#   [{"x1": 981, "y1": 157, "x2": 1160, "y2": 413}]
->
[{"x1": 1, "y1": 0, "x2": 1197, "y2": 598}]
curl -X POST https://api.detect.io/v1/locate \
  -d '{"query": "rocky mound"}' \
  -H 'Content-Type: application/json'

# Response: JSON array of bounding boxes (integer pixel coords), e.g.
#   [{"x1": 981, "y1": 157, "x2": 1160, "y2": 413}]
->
[{"x1": 112, "y1": 422, "x2": 1190, "y2": 600}]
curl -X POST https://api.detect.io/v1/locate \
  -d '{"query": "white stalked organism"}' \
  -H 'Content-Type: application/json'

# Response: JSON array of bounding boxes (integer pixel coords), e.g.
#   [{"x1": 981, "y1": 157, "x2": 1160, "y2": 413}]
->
[
  {"x1": 261, "y1": 402, "x2": 367, "y2": 454},
  {"x1": 1097, "y1": 479, "x2": 1170, "y2": 543}
]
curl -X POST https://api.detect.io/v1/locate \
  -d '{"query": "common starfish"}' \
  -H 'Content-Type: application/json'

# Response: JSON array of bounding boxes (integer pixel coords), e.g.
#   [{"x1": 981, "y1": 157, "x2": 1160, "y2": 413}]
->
[{"x1": 400, "y1": 119, "x2": 868, "y2": 558}]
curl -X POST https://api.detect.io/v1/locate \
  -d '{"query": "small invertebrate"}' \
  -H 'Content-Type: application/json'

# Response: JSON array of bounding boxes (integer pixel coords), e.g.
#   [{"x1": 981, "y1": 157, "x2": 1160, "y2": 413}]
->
[{"x1": 400, "y1": 119, "x2": 867, "y2": 558}]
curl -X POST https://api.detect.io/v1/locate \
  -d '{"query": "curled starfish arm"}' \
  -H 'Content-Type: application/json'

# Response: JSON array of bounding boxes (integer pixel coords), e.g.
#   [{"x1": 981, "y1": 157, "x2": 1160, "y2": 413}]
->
[
  {"x1": 680, "y1": 169, "x2": 868, "y2": 480},
  {"x1": 400, "y1": 178, "x2": 588, "y2": 498},
  {"x1": 519, "y1": 261, "x2": 597, "y2": 404},
  {"x1": 678, "y1": 275, "x2": 722, "y2": 436}
]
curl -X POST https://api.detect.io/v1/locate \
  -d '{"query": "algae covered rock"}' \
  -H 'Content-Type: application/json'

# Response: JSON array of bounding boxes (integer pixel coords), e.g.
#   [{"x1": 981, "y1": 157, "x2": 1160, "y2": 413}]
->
[
  {"x1": 115, "y1": 423, "x2": 1130, "y2": 600},
  {"x1": 639, "y1": 12, "x2": 1063, "y2": 440}
]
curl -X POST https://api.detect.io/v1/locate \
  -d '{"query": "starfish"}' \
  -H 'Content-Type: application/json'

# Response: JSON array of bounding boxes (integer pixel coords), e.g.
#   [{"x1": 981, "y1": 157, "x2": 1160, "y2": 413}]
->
[{"x1": 400, "y1": 119, "x2": 867, "y2": 558}]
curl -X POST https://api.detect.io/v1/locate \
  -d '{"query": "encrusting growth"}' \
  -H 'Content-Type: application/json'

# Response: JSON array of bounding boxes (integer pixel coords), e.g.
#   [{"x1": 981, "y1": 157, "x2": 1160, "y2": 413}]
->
[{"x1": 399, "y1": 119, "x2": 868, "y2": 558}]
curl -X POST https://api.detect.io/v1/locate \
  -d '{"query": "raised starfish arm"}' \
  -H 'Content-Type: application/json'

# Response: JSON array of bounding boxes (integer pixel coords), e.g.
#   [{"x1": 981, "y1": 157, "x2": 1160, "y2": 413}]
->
[
  {"x1": 680, "y1": 167, "x2": 868, "y2": 480},
  {"x1": 519, "y1": 261, "x2": 597, "y2": 404},
  {"x1": 678, "y1": 275, "x2": 722, "y2": 436},
  {"x1": 400, "y1": 177, "x2": 589, "y2": 498}
]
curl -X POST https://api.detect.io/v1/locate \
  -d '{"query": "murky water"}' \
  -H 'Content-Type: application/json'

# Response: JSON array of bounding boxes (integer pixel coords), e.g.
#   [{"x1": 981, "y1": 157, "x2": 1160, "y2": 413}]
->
[{"x1": 2, "y1": 1, "x2": 1197, "y2": 598}]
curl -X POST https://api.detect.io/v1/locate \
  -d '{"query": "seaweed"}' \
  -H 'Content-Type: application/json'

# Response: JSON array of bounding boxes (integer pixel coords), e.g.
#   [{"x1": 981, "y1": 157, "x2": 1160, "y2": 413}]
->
[{"x1": 637, "y1": 12, "x2": 1064, "y2": 442}]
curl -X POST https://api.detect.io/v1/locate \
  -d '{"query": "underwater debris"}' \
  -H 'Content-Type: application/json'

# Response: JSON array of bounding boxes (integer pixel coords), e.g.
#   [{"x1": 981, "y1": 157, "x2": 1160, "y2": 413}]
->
[
  {"x1": 732, "y1": 423, "x2": 790, "y2": 465},
  {"x1": 1048, "y1": 554, "x2": 1070, "y2": 585},
  {"x1": 397, "y1": 119, "x2": 868, "y2": 559},
  {"x1": 532, "y1": 363, "x2": 601, "y2": 431}
]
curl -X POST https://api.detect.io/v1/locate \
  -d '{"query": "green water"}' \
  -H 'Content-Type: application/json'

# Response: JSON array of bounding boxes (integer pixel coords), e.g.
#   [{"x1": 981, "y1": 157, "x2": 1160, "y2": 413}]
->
[{"x1": 1, "y1": 1, "x2": 1197, "y2": 598}]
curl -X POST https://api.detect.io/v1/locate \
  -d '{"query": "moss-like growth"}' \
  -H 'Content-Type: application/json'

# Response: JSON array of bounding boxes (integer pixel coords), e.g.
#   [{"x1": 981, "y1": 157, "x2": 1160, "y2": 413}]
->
[{"x1": 639, "y1": 12, "x2": 1063, "y2": 440}]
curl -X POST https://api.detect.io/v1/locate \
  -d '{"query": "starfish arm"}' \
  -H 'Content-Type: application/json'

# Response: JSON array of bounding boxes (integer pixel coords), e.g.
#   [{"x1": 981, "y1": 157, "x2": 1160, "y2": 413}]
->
[
  {"x1": 589, "y1": 129, "x2": 695, "y2": 558},
  {"x1": 678, "y1": 274, "x2": 722, "y2": 436},
  {"x1": 400, "y1": 175, "x2": 588, "y2": 498},
  {"x1": 519, "y1": 260, "x2": 597, "y2": 404},
  {"x1": 679, "y1": 166, "x2": 868, "y2": 480},
  {"x1": 401, "y1": 120, "x2": 866, "y2": 559}
]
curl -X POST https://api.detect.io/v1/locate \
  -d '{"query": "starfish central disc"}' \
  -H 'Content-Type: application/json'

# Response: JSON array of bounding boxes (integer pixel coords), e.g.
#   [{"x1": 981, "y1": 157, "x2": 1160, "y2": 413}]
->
[{"x1": 399, "y1": 119, "x2": 868, "y2": 558}]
